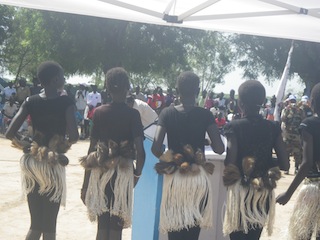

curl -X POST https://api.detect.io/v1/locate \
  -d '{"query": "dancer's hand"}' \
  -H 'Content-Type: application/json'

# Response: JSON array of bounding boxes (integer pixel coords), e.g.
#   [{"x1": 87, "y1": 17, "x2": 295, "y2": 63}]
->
[
  {"x1": 81, "y1": 188, "x2": 87, "y2": 205},
  {"x1": 276, "y1": 192, "x2": 291, "y2": 205}
]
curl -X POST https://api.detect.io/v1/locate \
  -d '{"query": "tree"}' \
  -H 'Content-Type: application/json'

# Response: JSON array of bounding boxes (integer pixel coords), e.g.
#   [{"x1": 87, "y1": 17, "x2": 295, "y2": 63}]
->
[
  {"x1": 233, "y1": 35, "x2": 320, "y2": 95},
  {"x1": 2, "y1": 7, "x2": 235, "y2": 91},
  {"x1": 186, "y1": 31, "x2": 235, "y2": 92},
  {"x1": 0, "y1": 5, "x2": 14, "y2": 70},
  {"x1": 3, "y1": 8, "x2": 51, "y2": 80}
]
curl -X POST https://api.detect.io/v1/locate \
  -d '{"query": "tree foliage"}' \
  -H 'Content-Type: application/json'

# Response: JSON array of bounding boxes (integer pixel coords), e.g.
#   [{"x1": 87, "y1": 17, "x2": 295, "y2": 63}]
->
[
  {"x1": 0, "y1": 5, "x2": 14, "y2": 69},
  {"x1": 3, "y1": 8, "x2": 51, "y2": 80},
  {"x1": 186, "y1": 31, "x2": 235, "y2": 91},
  {"x1": 1, "y1": 7, "x2": 235, "y2": 91},
  {"x1": 232, "y1": 35, "x2": 320, "y2": 94}
]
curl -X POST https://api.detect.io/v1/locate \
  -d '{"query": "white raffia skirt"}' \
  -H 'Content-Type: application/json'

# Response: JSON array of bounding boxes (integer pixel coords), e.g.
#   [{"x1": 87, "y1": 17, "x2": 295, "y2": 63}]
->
[
  {"x1": 20, "y1": 154, "x2": 67, "y2": 206},
  {"x1": 288, "y1": 178, "x2": 320, "y2": 240},
  {"x1": 85, "y1": 161, "x2": 134, "y2": 228},
  {"x1": 159, "y1": 166, "x2": 213, "y2": 233},
  {"x1": 223, "y1": 180, "x2": 275, "y2": 236}
]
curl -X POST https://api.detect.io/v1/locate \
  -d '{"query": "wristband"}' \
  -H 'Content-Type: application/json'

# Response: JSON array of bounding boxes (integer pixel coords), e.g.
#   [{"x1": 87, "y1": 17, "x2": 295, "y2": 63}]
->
[{"x1": 134, "y1": 173, "x2": 141, "y2": 178}]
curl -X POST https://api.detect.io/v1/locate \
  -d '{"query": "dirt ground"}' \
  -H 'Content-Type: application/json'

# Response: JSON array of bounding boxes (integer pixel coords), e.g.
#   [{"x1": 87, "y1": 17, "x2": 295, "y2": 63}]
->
[{"x1": 0, "y1": 135, "x2": 303, "y2": 240}]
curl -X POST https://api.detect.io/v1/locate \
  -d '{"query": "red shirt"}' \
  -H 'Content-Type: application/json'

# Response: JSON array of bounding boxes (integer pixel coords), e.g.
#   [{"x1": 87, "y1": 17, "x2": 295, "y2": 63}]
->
[
  {"x1": 215, "y1": 117, "x2": 226, "y2": 128},
  {"x1": 147, "y1": 94, "x2": 163, "y2": 110}
]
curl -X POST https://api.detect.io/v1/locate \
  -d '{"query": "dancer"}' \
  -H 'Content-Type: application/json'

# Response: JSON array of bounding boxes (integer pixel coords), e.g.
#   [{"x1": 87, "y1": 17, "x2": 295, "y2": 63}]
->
[
  {"x1": 222, "y1": 80, "x2": 289, "y2": 240},
  {"x1": 5, "y1": 61, "x2": 79, "y2": 240},
  {"x1": 151, "y1": 71, "x2": 224, "y2": 240},
  {"x1": 277, "y1": 83, "x2": 320, "y2": 240},
  {"x1": 80, "y1": 67, "x2": 145, "y2": 240}
]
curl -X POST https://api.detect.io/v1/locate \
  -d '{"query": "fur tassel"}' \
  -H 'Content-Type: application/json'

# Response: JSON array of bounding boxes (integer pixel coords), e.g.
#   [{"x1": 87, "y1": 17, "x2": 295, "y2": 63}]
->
[
  {"x1": 156, "y1": 147, "x2": 213, "y2": 175},
  {"x1": 159, "y1": 166, "x2": 213, "y2": 233},
  {"x1": 223, "y1": 164, "x2": 241, "y2": 186},
  {"x1": 159, "y1": 150, "x2": 174, "y2": 163},
  {"x1": 203, "y1": 162, "x2": 215, "y2": 175},
  {"x1": 195, "y1": 149, "x2": 206, "y2": 165},
  {"x1": 242, "y1": 156, "x2": 255, "y2": 176},
  {"x1": 80, "y1": 141, "x2": 134, "y2": 171},
  {"x1": 155, "y1": 162, "x2": 177, "y2": 175}
]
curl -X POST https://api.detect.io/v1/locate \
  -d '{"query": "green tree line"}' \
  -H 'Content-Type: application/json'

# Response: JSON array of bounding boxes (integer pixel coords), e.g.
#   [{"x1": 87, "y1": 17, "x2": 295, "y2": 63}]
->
[{"x1": 0, "y1": 6, "x2": 320, "y2": 95}]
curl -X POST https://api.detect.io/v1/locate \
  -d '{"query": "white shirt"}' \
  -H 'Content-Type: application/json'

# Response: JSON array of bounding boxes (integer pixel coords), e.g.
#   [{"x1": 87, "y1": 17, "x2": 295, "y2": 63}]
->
[
  {"x1": 75, "y1": 89, "x2": 88, "y2": 110},
  {"x1": 133, "y1": 99, "x2": 158, "y2": 128},
  {"x1": 3, "y1": 87, "x2": 16, "y2": 100},
  {"x1": 3, "y1": 102, "x2": 18, "y2": 117},
  {"x1": 87, "y1": 91, "x2": 101, "y2": 107}
]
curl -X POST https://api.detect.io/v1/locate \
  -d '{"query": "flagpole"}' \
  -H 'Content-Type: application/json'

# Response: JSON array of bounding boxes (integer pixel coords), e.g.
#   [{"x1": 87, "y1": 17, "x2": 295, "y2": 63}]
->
[{"x1": 274, "y1": 40, "x2": 294, "y2": 122}]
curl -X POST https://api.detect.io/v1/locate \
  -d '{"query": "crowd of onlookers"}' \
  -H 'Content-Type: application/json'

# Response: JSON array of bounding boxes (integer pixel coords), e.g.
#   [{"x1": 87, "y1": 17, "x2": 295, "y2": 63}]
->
[
  {"x1": 0, "y1": 77, "x2": 313, "y2": 175},
  {"x1": 0, "y1": 78, "x2": 41, "y2": 134}
]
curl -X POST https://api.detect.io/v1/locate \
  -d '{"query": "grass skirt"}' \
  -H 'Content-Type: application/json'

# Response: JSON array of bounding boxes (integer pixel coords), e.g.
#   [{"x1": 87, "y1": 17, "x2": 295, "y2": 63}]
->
[
  {"x1": 20, "y1": 154, "x2": 66, "y2": 206},
  {"x1": 85, "y1": 160, "x2": 134, "y2": 228},
  {"x1": 223, "y1": 180, "x2": 275, "y2": 236},
  {"x1": 159, "y1": 166, "x2": 213, "y2": 233},
  {"x1": 288, "y1": 180, "x2": 320, "y2": 240}
]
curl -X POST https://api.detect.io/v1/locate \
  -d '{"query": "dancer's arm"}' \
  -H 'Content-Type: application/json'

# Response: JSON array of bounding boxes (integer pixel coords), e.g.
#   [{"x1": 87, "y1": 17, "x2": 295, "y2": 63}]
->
[
  {"x1": 5, "y1": 101, "x2": 28, "y2": 140},
  {"x1": 151, "y1": 125, "x2": 166, "y2": 158},
  {"x1": 80, "y1": 138, "x2": 97, "y2": 204},
  {"x1": 207, "y1": 123, "x2": 225, "y2": 154},
  {"x1": 134, "y1": 135, "x2": 145, "y2": 186},
  {"x1": 276, "y1": 129, "x2": 313, "y2": 205}
]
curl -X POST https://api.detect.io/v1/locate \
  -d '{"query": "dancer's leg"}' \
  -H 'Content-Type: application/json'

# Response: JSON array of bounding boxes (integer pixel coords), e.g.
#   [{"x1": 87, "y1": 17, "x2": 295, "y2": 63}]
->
[{"x1": 27, "y1": 186, "x2": 42, "y2": 240}]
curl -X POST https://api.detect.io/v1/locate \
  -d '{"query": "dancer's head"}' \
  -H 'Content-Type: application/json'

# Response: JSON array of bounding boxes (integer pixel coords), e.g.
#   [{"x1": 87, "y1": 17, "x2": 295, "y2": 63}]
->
[
  {"x1": 105, "y1": 67, "x2": 130, "y2": 98},
  {"x1": 176, "y1": 71, "x2": 200, "y2": 99},
  {"x1": 37, "y1": 61, "x2": 64, "y2": 89},
  {"x1": 311, "y1": 82, "x2": 320, "y2": 115},
  {"x1": 238, "y1": 80, "x2": 265, "y2": 115}
]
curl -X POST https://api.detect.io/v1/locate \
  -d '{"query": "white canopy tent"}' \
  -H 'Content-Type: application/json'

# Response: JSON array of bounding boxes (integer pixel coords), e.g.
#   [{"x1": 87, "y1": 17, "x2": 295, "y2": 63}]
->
[{"x1": 0, "y1": 0, "x2": 320, "y2": 43}]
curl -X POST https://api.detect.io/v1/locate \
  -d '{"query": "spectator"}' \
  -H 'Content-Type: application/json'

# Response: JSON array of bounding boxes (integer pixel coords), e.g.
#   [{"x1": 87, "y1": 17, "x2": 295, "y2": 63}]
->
[
  {"x1": 135, "y1": 85, "x2": 146, "y2": 102},
  {"x1": 16, "y1": 78, "x2": 31, "y2": 105},
  {"x1": 87, "y1": 84, "x2": 101, "y2": 108},
  {"x1": 215, "y1": 111, "x2": 227, "y2": 135},
  {"x1": 75, "y1": 84, "x2": 89, "y2": 139},
  {"x1": 3, "y1": 81, "x2": 16, "y2": 101},
  {"x1": 215, "y1": 92, "x2": 227, "y2": 116},
  {"x1": 204, "y1": 91, "x2": 215, "y2": 110},
  {"x1": 30, "y1": 77, "x2": 42, "y2": 96},
  {"x1": 281, "y1": 94, "x2": 305, "y2": 174},
  {"x1": 165, "y1": 88, "x2": 175, "y2": 107},
  {"x1": 1, "y1": 96, "x2": 18, "y2": 129},
  {"x1": 84, "y1": 85, "x2": 101, "y2": 138},
  {"x1": 147, "y1": 88, "x2": 162, "y2": 111},
  {"x1": 299, "y1": 95, "x2": 313, "y2": 118},
  {"x1": 265, "y1": 95, "x2": 276, "y2": 121},
  {"x1": 198, "y1": 89, "x2": 207, "y2": 108},
  {"x1": 226, "y1": 89, "x2": 238, "y2": 116}
]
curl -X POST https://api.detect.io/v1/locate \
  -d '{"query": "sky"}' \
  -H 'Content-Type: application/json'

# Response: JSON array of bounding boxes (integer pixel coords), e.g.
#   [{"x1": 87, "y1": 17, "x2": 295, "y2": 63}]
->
[{"x1": 214, "y1": 69, "x2": 305, "y2": 98}]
